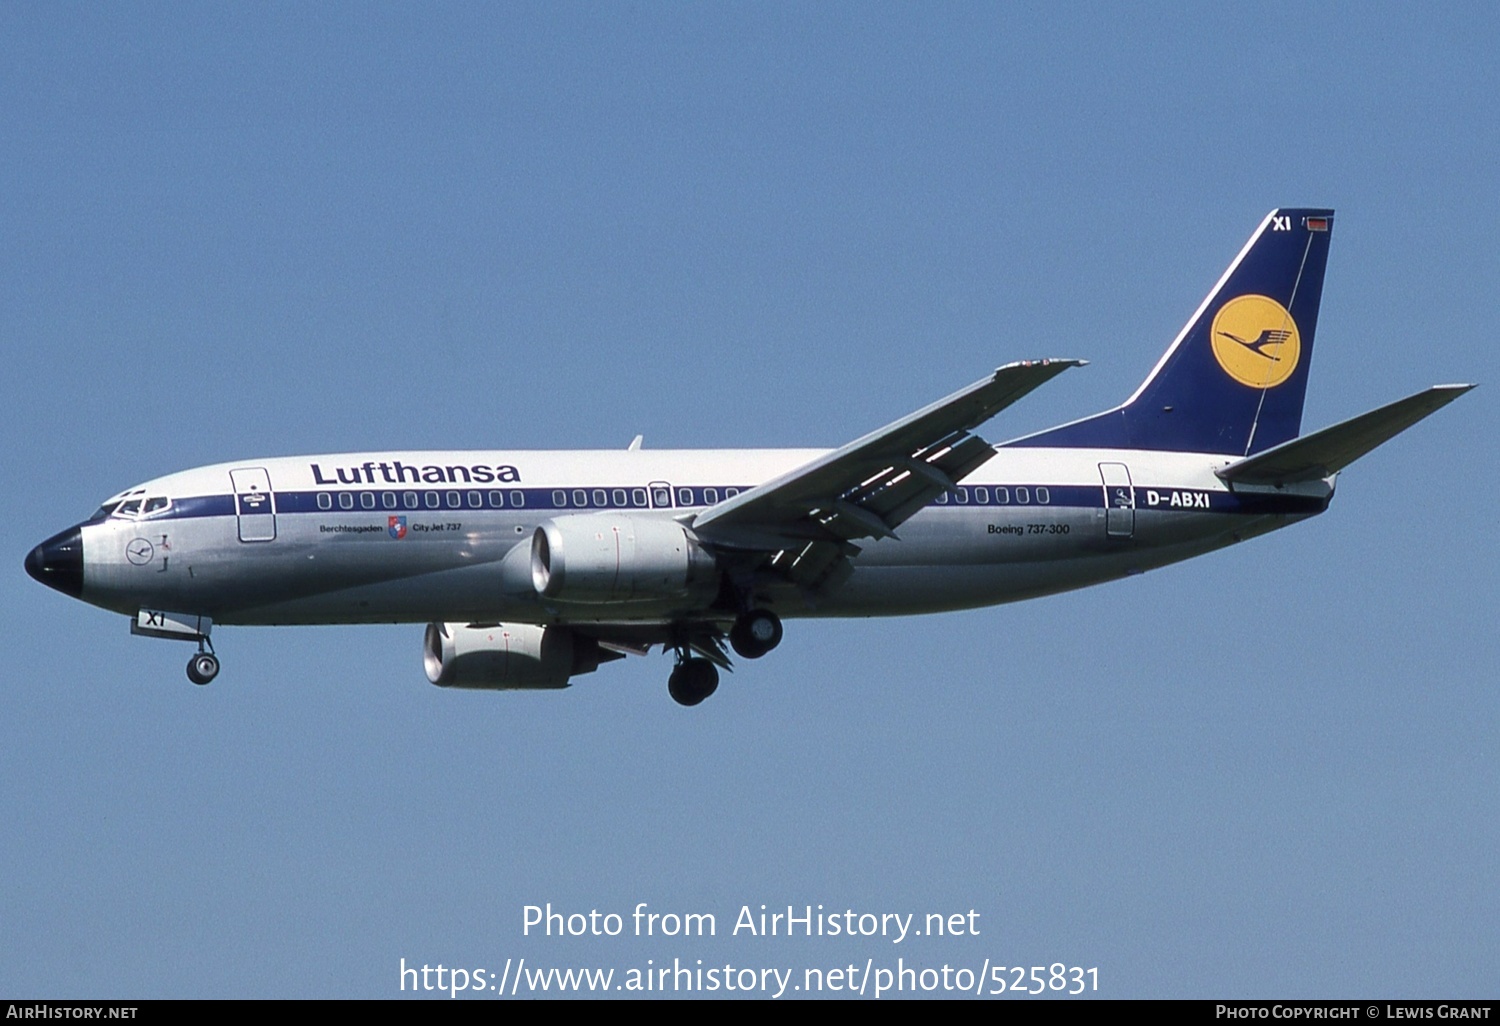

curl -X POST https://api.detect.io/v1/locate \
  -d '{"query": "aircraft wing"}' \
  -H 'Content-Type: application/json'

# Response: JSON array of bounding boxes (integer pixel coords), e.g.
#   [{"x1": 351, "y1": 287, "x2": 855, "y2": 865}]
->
[
  {"x1": 692, "y1": 359, "x2": 1083, "y2": 556},
  {"x1": 1218, "y1": 384, "x2": 1475, "y2": 487}
]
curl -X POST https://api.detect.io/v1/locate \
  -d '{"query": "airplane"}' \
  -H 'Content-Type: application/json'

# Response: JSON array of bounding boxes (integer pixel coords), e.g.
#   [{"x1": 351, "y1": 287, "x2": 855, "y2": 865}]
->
[{"x1": 24, "y1": 208, "x2": 1473, "y2": 706}]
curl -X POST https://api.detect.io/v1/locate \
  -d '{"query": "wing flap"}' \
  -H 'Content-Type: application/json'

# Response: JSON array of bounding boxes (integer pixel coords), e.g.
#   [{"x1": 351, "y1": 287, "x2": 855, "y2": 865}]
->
[
  {"x1": 694, "y1": 359, "x2": 1083, "y2": 548},
  {"x1": 1218, "y1": 384, "x2": 1474, "y2": 486}
]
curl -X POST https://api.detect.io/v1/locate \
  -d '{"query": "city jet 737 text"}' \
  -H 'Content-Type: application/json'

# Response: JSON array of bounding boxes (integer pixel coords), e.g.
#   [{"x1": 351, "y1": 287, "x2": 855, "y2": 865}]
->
[{"x1": 26, "y1": 209, "x2": 1473, "y2": 705}]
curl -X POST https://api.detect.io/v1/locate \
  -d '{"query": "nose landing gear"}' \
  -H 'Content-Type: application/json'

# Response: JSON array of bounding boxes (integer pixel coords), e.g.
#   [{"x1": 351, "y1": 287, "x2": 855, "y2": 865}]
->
[{"x1": 186, "y1": 642, "x2": 220, "y2": 685}]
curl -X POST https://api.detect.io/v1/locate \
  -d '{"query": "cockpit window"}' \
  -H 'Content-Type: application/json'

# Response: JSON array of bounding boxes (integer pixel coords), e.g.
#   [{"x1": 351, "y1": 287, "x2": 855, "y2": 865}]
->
[
  {"x1": 142, "y1": 496, "x2": 170, "y2": 515},
  {"x1": 90, "y1": 486, "x2": 151, "y2": 522}
]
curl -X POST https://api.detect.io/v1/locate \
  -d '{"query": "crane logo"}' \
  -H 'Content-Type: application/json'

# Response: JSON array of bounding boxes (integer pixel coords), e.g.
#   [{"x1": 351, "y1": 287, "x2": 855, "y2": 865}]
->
[{"x1": 1210, "y1": 294, "x2": 1301, "y2": 389}]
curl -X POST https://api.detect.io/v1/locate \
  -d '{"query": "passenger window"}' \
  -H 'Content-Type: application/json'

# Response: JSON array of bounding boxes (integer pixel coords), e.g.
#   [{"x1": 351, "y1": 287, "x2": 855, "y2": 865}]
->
[
  {"x1": 935, "y1": 491, "x2": 949, "y2": 504},
  {"x1": 489, "y1": 491, "x2": 504, "y2": 508},
  {"x1": 973, "y1": 486, "x2": 988, "y2": 504},
  {"x1": 510, "y1": 490, "x2": 525, "y2": 508},
  {"x1": 632, "y1": 488, "x2": 648, "y2": 507},
  {"x1": 997, "y1": 487, "x2": 1009, "y2": 504},
  {"x1": 338, "y1": 493, "x2": 354, "y2": 510},
  {"x1": 404, "y1": 492, "x2": 418, "y2": 509},
  {"x1": 725, "y1": 488, "x2": 739, "y2": 499},
  {"x1": 612, "y1": 489, "x2": 627, "y2": 507},
  {"x1": 678, "y1": 488, "x2": 695, "y2": 506},
  {"x1": 955, "y1": 488, "x2": 969, "y2": 504},
  {"x1": 446, "y1": 491, "x2": 461, "y2": 509},
  {"x1": 361, "y1": 492, "x2": 375, "y2": 509},
  {"x1": 317, "y1": 493, "x2": 332, "y2": 510},
  {"x1": 593, "y1": 489, "x2": 607, "y2": 507},
  {"x1": 573, "y1": 489, "x2": 588, "y2": 508},
  {"x1": 652, "y1": 486, "x2": 671, "y2": 507},
  {"x1": 382, "y1": 492, "x2": 397, "y2": 509},
  {"x1": 1037, "y1": 486, "x2": 1050, "y2": 504},
  {"x1": 468, "y1": 491, "x2": 482, "y2": 508},
  {"x1": 553, "y1": 490, "x2": 567, "y2": 507},
  {"x1": 425, "y1": 492, "x2": 439, "y2": 509},
  {"x1": 1016, "y1": 487, "x2": 1030, "y2": 504},
  {"x1": 703, "y1": 487, "x2": 718, "y2": 504}
]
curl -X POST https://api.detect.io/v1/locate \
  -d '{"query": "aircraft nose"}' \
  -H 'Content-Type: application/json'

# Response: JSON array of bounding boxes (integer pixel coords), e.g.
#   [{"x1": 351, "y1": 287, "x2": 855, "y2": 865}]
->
[{"x1": 25, "y1": 525, "x2": 84, "y2": 599}]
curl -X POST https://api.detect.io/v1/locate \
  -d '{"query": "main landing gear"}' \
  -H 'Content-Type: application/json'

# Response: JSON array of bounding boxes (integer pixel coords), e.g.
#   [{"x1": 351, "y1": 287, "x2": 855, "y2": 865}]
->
[
  {"x1": 729, "y1": 609, "x2": 782, "y2": 660},
  {"x1": 186, "y1": 641, "x2": 220, "y2": 685},
  {"x1": 665, "y1": 609, "x2": 783, "y2": 706},
  {"x1": 668, "y1": 658, "x2": 719, "y2": 707}
]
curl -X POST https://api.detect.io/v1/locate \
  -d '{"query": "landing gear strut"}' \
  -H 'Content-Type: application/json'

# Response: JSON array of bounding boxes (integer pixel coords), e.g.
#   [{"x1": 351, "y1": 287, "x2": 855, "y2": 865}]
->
[
  {"x1": 730, "y1": 609, "x2": 783, "y2": 660},
  {"x1": 186, "y1": 641, "x2": 219, "y2": 685},
  {"x1": 668, "y1": 657, "x2": 719, "y2": 707}
]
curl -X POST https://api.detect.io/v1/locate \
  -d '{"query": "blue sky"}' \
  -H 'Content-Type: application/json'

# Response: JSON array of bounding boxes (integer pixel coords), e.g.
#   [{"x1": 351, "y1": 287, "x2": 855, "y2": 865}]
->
[{"x1": 2, "y1": 3, "x2": 1495, "y2": 999}]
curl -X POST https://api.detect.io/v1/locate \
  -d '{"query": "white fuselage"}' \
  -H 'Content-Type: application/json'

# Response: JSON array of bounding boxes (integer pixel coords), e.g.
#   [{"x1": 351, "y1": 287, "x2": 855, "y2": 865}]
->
[{"x1": 72, "y1": 445, "x2": 1332, "y2": 627}]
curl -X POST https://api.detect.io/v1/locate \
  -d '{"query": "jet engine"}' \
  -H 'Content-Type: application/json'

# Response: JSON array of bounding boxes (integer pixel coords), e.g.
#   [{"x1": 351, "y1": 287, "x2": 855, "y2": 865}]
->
[
  {"x1": 530, "y1": 514, "x2": 716, "y2": 604},
  {"x1": 424, "y1": 621, "x2": 614, "y2": 689}
]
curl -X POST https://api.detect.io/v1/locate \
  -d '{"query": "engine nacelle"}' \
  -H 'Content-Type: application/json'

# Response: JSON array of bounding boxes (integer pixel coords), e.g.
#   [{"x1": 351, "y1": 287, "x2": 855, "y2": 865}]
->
[
  {"x1": 424, "y1": 621, "x2": 609, "y2": 689},
  {"x1": 530, "y1": 514, "x2": 716, "y2": 604}
]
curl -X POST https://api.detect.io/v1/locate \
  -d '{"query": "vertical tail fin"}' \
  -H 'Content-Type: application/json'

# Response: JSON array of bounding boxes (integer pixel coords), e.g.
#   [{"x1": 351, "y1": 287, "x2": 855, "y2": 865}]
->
[{"x1": 1010, "y1": 208, "x2": 1334, "y2": 455}]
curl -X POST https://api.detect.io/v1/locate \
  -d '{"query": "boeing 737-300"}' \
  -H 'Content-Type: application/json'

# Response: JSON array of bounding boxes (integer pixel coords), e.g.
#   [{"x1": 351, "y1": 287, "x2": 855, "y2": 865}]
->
[{"x1": 24, "y1": 209, "x2": 1473, "y2": 705}]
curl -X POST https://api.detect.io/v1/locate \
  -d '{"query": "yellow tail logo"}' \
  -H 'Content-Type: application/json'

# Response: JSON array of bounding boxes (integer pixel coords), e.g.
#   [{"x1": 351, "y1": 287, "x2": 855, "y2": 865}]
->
[{"x1": 1210, "y1": 294, "x2": 1301, "y2": 388}]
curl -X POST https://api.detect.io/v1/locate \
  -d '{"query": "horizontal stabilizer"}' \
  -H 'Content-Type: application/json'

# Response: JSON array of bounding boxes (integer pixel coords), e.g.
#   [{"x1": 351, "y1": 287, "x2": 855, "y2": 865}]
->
[{"x1": 1217, "y1": 384, "x2": 1474, "y2": 486}]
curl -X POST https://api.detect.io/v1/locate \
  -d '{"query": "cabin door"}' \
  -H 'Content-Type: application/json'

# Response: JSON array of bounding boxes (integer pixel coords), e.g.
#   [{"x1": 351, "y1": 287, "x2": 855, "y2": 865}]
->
[
  {"x1": 230, "y1": 468, "x2": 277, "y2": 542},
  {"x1": 1098, "y1": 463, "x2": 1135, "y2": 538}
]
